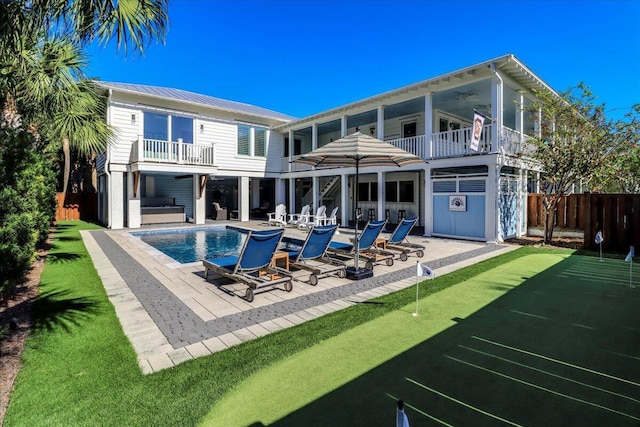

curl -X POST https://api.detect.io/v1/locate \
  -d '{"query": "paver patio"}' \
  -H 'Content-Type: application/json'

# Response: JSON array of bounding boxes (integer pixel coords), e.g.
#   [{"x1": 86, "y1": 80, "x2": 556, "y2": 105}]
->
[{"x1": 81, "y1": 221, "x2": 517, "y2": 373}]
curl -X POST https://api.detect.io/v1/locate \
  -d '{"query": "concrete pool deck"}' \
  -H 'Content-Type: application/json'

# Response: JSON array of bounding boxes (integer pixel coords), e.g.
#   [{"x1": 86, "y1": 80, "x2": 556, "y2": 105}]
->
[{"x1": 81, "y1": 221, "x2": 518, "y2": 374}]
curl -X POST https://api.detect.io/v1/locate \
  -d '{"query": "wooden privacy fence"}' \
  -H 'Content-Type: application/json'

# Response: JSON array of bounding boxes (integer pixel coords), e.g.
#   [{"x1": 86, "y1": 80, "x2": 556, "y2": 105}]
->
[
  {"x1": 528, "y1": 193, "x2": 640, "y2": 253},
  {"x1": 583, "y1": 193, "x2": 640, "y2": 253},
  {"x1": 55, "y1": 193, "x2": 97, "y2": 221},
  {"x1": 527, "y1": 194, "x2": 586, "y2": 230}
]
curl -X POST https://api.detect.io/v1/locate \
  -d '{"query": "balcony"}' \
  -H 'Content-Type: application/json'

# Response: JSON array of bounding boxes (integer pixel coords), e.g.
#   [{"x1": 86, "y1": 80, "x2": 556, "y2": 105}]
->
[
  {"x1": 279, "y1": 125, "x2": 535, "y2": 172},
  {"x1": 386, "y1": 125, "x2": 535, "y2": 160},
  {"x1": 131, "y1": 139, "x2": 215, "y2": 166}
]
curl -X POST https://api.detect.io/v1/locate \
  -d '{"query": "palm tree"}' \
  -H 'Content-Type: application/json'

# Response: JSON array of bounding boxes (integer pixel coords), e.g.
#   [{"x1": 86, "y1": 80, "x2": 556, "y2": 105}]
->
[{"x1": 0, "y1": 0, "x2": 168, "y2": 191}]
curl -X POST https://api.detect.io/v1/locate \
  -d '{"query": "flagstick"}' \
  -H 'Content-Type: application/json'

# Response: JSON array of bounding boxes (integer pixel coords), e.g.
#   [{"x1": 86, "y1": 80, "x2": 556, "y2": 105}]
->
[
  {"x1": 599, "y1": 242, "x2": 603, "y2": 262},
  {"x1": 413, "y1": 261, "x2": 419, "y2": 317}
]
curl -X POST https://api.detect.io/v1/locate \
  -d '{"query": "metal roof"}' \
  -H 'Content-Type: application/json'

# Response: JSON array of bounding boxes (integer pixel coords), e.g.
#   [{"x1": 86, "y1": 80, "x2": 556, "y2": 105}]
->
[{"x1": 100, "y1": 82, "x2": 297, "y2": 123}]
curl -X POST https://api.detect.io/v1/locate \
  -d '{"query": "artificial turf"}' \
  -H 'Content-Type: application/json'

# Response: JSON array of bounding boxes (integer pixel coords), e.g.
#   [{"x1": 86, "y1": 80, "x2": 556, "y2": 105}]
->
[{"x1": 5, "y1": 222, "x2": 638, "y2": 426}]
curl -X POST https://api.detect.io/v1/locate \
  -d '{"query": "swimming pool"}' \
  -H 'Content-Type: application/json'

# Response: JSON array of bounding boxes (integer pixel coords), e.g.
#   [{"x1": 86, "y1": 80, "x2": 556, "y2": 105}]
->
[
  {"x1": 131, "y1": 226, "x2": 302, "y2": 264},
  {"x1": 132, "y1": 226, "x2": 246, "y2": 264}
]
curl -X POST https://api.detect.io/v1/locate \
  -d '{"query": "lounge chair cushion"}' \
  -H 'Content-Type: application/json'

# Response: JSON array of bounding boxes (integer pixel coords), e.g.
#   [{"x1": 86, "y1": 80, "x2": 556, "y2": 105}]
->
[
  {"x1": 328, "y1": 241, "x2": 353, "y2": 251},
  {"x1": 205, "y1": 255, "x2": 239, "y2": 270}
]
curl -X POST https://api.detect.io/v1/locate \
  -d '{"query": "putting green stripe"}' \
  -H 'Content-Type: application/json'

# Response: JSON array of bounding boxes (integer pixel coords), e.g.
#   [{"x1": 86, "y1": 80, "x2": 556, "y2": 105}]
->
[
  {"x1": 472, "y1": 336, "x2": 640, "y2": 388},
  {"x1": 446, "y1": 356, "x2": 640, "y2": 422},
  {"x1": 459, "y1": 345, "x2": 640, "y2": 404},
  {"x1": 386, "y1": 393, "x2": 454, "y2": 427},
  {"x1": 405, "y1": 377, "x2": 522, "y2": 426},
  {"x1": 509, "y1": 309, "x2": 548, "y2": 319}
]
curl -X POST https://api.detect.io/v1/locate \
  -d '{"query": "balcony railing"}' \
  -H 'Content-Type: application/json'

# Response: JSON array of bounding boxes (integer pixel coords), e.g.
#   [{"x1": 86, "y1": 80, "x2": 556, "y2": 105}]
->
[
  {"x1": 132, "y1": 138, "x2": 215, "y2": 166},
  {"x1": 385, "y1": 135, "x2": 428, "y2": 159},
  {"x1": 388, "y1": 125, "x2": 534, "y2": 160},
  {"x1": 280, "y1": 125, "x2": 537, "y2": 172}
]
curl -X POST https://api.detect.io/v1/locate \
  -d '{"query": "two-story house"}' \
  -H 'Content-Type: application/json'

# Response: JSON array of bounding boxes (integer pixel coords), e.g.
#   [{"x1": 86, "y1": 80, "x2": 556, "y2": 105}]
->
[{"x1": 97, "y1": 54, "x2": 547, "y2": 243}]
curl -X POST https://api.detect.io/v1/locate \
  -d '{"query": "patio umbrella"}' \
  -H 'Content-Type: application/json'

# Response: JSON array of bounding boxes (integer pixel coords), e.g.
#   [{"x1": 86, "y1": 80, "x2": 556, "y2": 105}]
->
[{"x1": 292, "y1": 131, "x2": 426, "y2": 279}]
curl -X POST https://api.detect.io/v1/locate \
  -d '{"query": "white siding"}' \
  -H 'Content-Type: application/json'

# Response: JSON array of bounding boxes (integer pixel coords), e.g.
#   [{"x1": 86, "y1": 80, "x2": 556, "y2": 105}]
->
[
  {"x1": 265, "y1": 131, "x2": 284, "y2": 172},
  {"x1": 109, "y1": 104, "x2": 141, "y2": 164}
]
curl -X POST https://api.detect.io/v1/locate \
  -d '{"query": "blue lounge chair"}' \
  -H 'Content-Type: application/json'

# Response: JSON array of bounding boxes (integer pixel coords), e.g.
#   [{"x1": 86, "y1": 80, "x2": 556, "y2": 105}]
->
[
  {"x1": 283, "y1": 224, "x2": 347, "y2": 285},
  {"x1": 202, "y1": 229, "x2": 292, "y2": 302},
  {"x1": 383, "y1": 217, "x2": 425, "y2": 261},
  {"x1": 327, "y1": 220, "x2": 394, "y2": 271}
]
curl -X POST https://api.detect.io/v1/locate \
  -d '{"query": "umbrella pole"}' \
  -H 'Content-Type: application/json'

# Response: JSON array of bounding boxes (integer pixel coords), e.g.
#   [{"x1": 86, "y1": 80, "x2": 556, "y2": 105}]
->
[{"x1": 354, "y1": 158, "x2": 359, "y2": 271}]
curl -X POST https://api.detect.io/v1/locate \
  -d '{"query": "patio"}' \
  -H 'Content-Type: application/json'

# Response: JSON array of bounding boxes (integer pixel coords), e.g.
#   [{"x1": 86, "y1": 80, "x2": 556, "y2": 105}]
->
[{"x1": 81, "y1": 221, "x2": 517, "y2": 373}]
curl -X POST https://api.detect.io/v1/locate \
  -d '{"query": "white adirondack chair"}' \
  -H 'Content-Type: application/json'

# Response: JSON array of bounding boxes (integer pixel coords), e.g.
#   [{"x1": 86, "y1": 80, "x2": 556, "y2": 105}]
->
[
  {"x1": 267, "y1": 204, "x2": 287, "y2": 227},
  {"x1": 288, "y1": 204, "x2": 310, "y2": 227}
]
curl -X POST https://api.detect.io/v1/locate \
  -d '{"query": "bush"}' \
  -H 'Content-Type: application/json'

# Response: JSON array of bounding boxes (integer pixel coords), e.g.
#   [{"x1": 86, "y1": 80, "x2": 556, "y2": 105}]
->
[{"x1": 0, "y1": 126, "x2": 56, "y2": 293}]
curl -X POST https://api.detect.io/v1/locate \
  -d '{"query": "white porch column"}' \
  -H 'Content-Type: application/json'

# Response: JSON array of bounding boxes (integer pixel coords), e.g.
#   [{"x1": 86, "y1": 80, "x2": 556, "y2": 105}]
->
[
  {"x1": 423, "y1": 167, "x2": 432, "y2": 236},
  {"x1": 516, "y1": 92, "x2": 524, "y2": 145},
  {"x1": 312, "y1": 176, "x2": 319, "y2": 212},
  {"x1": 312, "y1": 123, "x2": 318, "y2": 150},
  {"x1": 535, "y1": 108, "x2": 542, "y2": 138},
  {"x1": 377, "y1": 171, "x2": 385, "y2": 221},
  {"x1": 491, "y1": 69, "x2": 504, "y2": 152},
  {"x1": 519, "y1": 169, "x2": 527, "y2": 237},
  {"x1": 110, "y1": 170, "x2": 124, "y2": 229},
  {"x1": 238, "y1": 176, "x2": 250, "y2": 221},
  {"x1": 341, "y1": 174, "x2": 349, "y2": 226},
  {"x1": 192, "y1": 174, "x2": 206, "y2": 224},
  {"x1": 485, "y1": 163, "x2": 499, "y2": 243},
  {"x1": 288, "y1": 130, "x2": 294, "y2": 172},
  {"x1": 377, "y1": 105, "x2": 385, "y2": 140},
  {"x1": 341, "y1": 115, "x2": 347, "y2": 136},
  {"x1": 126, "y1": 171, "x2": 141, "y2": 229},
  {"x1": 288, "y1": 177, "x2": 296, "y2": 215},
  {"x1": 276, "y1": 178, "x2": 286, "y2": 206},
  {"x1": 424, "y1": 93, "x2": 433, "y2": 159}
]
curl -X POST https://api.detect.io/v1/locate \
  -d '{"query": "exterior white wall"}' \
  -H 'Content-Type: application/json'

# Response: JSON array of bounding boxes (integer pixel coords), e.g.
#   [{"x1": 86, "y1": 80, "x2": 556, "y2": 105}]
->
[
  {"x1": 127, "y1": 172, "x2": 141, "y2": 228},
  {"x1": 110, "y1": 170, "x2": 124, "y2": 229},
  {"x1": 193, "y1": 175, "x2": 206, "y2": 224},
  {"x1": 107, "y1": 92, "x2": 283, "y2": 177}
]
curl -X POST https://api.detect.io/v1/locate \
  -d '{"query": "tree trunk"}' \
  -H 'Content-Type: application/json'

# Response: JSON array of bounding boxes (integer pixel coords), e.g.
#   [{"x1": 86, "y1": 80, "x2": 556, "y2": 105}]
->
[{"x1": 62, "y1": 137, "x2": 70, "y2": 194}]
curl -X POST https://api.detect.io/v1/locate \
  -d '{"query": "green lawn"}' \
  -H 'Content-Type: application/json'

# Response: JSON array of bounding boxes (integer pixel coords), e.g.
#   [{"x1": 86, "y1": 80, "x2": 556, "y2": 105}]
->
[{"x1": 5, "y1": 222, "x2": 638, "y2": 426}]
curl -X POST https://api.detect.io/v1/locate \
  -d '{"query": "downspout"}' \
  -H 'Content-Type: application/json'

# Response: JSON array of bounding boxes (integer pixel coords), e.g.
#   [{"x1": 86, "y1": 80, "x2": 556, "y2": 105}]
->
[
  {"x1": 106, "y1": 89, "x2": 112, "y2": 229},
  {"x1": 490, "y1": 62, "x2": 504, "y2": 243}
]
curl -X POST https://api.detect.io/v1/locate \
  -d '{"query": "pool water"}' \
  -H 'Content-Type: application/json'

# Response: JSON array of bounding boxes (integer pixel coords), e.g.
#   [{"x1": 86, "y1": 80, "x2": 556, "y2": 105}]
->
[{"x1": 132, "y1": 226, "x2": 246, "y2": 264}]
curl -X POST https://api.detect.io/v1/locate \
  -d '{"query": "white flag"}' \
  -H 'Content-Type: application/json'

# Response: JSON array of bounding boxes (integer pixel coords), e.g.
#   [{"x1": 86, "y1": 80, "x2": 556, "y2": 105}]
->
[
  {"x1": 417, "y1": 263, "x2": 434, "y2": 278},
  {"x1": 470, "y1": 110, "x2": 486, "y2": 152},
  {"x1": 625, "y1": 246, "x2": 635, "y2": 262},
  {"x1": 595, "y1": 231, "x2": 603, "y2": 244}
]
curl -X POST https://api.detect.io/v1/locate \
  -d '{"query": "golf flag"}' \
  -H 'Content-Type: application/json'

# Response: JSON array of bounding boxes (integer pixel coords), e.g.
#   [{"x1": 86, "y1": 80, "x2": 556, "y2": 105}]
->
[
  {"x1": 625, "y1": 246, "x2": 635, "y2": 262},
  {"x1": 595, "y1": 231, "x2": 604, "y2": 244},
  {"x1": 417, "y1": 263, "x2": 434, "y2": 278},
  {"x1": 470, "y1": 110, "x2": 486, "y2": 152}
]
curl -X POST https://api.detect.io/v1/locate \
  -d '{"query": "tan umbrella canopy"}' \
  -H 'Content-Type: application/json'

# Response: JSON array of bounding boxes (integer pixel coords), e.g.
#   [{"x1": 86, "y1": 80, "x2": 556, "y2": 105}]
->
[{"x1": 292, "y1": 131, "x2": 426, "y2": 277}]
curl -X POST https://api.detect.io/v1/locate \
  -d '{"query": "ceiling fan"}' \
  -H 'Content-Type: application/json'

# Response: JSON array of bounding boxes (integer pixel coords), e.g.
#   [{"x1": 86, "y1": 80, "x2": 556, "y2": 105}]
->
[{"x1": 455, "y1": 92, "x2": 479, "y2": 104}]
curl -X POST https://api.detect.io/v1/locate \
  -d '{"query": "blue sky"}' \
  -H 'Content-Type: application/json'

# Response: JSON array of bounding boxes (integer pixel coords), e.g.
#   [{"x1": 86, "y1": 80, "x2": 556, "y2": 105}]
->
[{"x1": 87, "y1": 0, "x2": 640, "y2": 120}]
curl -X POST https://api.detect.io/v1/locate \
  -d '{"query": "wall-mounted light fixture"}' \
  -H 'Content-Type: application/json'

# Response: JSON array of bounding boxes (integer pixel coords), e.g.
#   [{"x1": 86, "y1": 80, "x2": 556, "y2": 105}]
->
[
  {"x1": 131, "y1": 114, "x2": 136, "y2": 125},
  {"x1": 200, "y1": 124, "x2": 204, "y2": 133},
  {"x1": 369, "y1": 126, "x2": 375, "y2": 136}
]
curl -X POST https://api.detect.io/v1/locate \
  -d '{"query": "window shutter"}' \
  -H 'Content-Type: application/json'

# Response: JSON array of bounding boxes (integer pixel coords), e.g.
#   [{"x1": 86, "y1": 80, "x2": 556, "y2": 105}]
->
[
  {"x1": 254, "y1": 128, "x2": 266, "y2": 157},
  {"x1": 237, "y1": 125, "x2": 250, "y2": 155}
]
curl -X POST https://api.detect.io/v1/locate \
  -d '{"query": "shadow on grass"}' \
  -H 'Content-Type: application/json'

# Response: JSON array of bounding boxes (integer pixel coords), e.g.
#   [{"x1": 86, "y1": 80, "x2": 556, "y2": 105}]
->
[
  {"x1": 46, "y1": 252, "x2": 82, "y2": 264},
  {"x1": 31, "y1": 290, "x2": 100, "y2": 333},
  {"x1": 268, "y1": 253, "x2": 640, "y2": 427},
  {"x1": 54, "y1": 236, "x2": 81, "y2": 242}
]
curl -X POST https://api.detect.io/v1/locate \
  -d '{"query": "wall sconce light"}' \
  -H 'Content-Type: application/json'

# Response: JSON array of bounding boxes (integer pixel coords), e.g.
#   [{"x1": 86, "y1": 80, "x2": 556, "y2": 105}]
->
[
  {"x1": 369, "y1": 127, "x2": 375, "y2": 136},
  {"x1": 131, "y1": 114, "x2": 136, "y2": 125},
  {"x1": 200, "y1": 124, "x2": 204, "y2": 133}
]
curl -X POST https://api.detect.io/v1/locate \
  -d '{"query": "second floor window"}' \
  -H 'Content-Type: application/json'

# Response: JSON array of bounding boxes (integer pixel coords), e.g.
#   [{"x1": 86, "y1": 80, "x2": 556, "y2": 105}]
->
[
  {"x1": 143, "y1": 112, "x2": 193, "y2": 143},
  {"x1": 237, "y1": 125, "x2": 267, "y2": 157}
]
